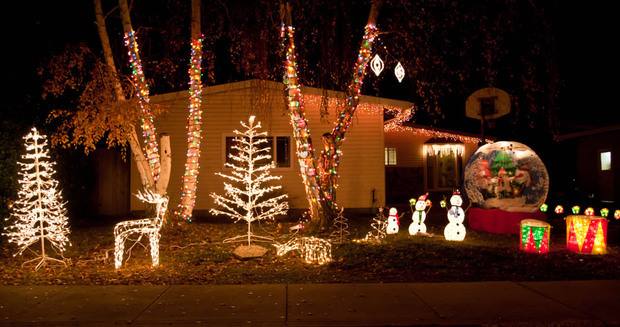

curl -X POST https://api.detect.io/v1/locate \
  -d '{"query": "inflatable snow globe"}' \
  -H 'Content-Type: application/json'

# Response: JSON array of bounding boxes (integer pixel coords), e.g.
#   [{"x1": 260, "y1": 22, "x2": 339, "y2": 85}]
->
[{"x1": 463, "y1": 141, "x2": 549, "y2": 233}]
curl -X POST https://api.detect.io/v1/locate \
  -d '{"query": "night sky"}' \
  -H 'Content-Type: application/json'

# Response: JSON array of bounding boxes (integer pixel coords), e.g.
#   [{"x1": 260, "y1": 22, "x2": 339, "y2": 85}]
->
[{"x1": 3, "y1": 1, "x2": 619, "y2": 135}]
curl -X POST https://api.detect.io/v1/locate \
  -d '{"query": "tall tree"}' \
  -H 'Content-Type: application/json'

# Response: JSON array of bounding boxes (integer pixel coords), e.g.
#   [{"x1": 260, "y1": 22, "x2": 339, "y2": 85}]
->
[
  {"x1": 175, "y1": 0, "x2": 204, "y2": 223},
  {"x1": 280, "y1": 0, "x2": 382, "y2": 228}
]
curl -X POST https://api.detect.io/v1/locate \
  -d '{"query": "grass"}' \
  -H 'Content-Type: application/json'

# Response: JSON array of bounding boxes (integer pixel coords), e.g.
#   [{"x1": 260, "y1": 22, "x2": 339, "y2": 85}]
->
[{"x1": 1, "y1": 212, "x2": 619, "y2": 285}]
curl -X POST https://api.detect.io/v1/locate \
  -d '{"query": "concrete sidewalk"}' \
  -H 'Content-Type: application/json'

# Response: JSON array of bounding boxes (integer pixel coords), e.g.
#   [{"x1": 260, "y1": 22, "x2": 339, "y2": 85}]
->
[{"x1": 1, "y1": 280, "x2": 618, "y2": 326}]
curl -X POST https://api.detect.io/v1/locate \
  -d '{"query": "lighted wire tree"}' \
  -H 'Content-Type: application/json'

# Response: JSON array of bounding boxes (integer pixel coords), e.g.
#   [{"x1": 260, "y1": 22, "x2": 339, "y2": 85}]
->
[
  {"x1": 4, "y1": 128, "x2": 70, "y2": 270},
  {"x1": 210, "y1": 116, "x2": 288, "y2": 246}
]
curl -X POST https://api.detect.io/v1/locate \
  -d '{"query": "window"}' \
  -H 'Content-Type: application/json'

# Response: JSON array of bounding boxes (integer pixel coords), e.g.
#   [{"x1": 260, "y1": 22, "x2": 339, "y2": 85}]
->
[
  {"x1": 225, "y1": 136, "x2": 290, "y2": 168},
  {"x1": 385, "y1": 147, "x2": 397, "y2": 165},
  {"x1": 600, "y1": 151, "x2": 611, "y2": 171},
  {"x1": 276, "y1": 137, "x2": 291, "y2": 167}
]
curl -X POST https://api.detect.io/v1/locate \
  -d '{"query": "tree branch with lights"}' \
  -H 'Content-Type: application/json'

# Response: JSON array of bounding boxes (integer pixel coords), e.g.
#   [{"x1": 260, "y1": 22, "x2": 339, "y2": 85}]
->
[{"x1": 280, "y1": 0, "x2": 382, "y2": 229}]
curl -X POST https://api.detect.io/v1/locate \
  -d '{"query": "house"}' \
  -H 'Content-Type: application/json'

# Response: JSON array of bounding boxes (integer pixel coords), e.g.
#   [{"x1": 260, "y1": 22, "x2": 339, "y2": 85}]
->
[
  {"x1": 93, "y1": 79, "x2": 488, "y2": 217},
  {"x1": 128, "y1": 79, "x2": 410, "y2": 215},
  {"x1": 383, "y1": 121, "x2": 487, "y2": 204},
  {"x1": 553, "y1": 125, "x2": 620, "y2": 204}
]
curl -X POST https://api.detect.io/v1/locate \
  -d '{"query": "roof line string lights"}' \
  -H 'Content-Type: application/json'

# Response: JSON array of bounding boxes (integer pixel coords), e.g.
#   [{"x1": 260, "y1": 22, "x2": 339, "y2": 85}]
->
[
  {"x1": 175, "y1": 36, "x2": 204, "y2": 223},
  {"x1": 384, "y1": 121, "x2": 492, "y2": 144},
  {"x1": 320, "y1": 23, "x2": 379, "y2": 208},
  {"x1": 124, "y1": 29, "x2": 161, "y2": 181},
  {"x1": 280, "y1": 23, "x2": 325, "y2": 220}
]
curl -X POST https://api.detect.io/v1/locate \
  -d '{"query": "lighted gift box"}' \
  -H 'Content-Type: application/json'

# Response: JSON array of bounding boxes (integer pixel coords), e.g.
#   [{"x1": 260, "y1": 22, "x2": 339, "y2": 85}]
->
[
  {"x1": 520, "y1": 219, "x2": 550, "y2": 254},
  {"x1": 565, "y1": 215, "x2": 607, "y2": 255}
]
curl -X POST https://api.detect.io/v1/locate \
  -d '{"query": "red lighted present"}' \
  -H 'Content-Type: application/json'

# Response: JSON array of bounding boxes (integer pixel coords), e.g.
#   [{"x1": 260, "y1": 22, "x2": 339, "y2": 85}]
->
[{"x1": 565, "y1": 215, "x2": 607, "y2": 255}]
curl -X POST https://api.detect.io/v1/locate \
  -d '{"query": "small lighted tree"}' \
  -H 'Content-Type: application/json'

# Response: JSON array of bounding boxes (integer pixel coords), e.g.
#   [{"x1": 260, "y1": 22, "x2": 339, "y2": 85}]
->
[
  {"x1": 3, "y1": 128, "x2": 70, "y2": 270},
  {"x1": 210, "y1": 116, "x2": 288, "y2": 246}
]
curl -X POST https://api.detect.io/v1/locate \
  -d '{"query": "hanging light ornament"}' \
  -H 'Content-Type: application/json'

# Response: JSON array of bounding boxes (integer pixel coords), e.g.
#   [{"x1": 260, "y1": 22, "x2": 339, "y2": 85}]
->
[
  {"x1": 394, "y1": 62, "x2": 405, "y2": 83},
  {"x1": 370, "y1": 54, "x2": 384, "y2": 76}
]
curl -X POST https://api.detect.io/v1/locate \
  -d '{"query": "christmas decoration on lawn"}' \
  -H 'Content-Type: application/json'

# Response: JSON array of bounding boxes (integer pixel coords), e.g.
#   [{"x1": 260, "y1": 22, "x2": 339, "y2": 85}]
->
[
  {"x1": 4, "y1": 128, "x2": 70, "y2": 271},
  {"x1": 354, "y1": 207, "x2": 388, "y2": 243},
  {"x1": 539, "y1": 203, "x2": 548, "y2": 212},
  {"x1": 274, "y1": 236, "x2": 332, "y2": 265},
  {"x1": 571, "y1": 205, "x2": 581, "y2": 214},
  {"x1": 439, "y1": 197, "x2": 447, "y2": 208},
  {"x1": 615, "y1": 210, "x2": 620, "y2": 220},
  {"x1": 409, "y1": 194, "x2": 430, "y2": 236},
  {"x1": 329, "y1": 207, "x2": 350, "y2": 244},
  {"x1": 175, "y1": 34, "x2": 204, "y2": 223},
  {"x1": 464, "y1": 141, "x2": 548, "y2": 212},
  {"x1": 519, "y1": 219, "x2": 550, "y2": 254},
  {"x1": 444, "y1": 190, "x2": 467, "y2": 241},
  {"x1": 114, "y1": 189, "x2": 168, "y2": 269},
  {"x1": 386, "y1": 207, "x2": 400, "y2": 234},
  {"x1": 600, "y1": 208, "x2": 609, "y2": 218},
  {"x1": 566, "y1": 215, "x2": 607, "y2": 255},
  {"x1": 584, "y1": 207, "x2": 594, "y2": 216},
  {"x1": 210, "y1": 116, "x2": 289, "y2": 246},
  {"x1": 554, "y1": 205, "x2": 564, "y2": 214}
]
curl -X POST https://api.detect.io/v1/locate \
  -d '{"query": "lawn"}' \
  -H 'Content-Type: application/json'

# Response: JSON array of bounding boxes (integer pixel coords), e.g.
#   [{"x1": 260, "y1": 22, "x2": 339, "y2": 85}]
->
[{"x1": 1, "y1": 210, "x2": 619, "y2": 285}]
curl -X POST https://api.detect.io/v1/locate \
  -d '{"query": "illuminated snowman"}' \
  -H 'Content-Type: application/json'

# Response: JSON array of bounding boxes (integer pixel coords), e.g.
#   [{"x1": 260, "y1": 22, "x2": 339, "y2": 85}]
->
[
  {"x1": 444, "y1": 190, "x2": 466, "y2": 241},
  {"x1": 386, "y1": 207, "x2": 400, "y2": 234},
  {"x1": 409, "y1": 193, "x2": 429, "y2": 235}
]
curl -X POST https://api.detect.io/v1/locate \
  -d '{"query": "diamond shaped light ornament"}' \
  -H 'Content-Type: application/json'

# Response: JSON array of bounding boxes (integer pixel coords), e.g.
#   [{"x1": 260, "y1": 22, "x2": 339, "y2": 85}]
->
[
  {"x1": 370, "y1": 54, "x2": 384, "y2": 76},
  {"x1": 394, "y1": 62, "x2": 405, "y2": 83}
]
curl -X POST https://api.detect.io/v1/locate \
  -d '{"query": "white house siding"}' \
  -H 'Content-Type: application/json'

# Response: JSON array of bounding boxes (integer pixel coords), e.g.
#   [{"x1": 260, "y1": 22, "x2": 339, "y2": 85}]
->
[{"x1": 130, "y1": 80, "x2": 411, "y2": 213}]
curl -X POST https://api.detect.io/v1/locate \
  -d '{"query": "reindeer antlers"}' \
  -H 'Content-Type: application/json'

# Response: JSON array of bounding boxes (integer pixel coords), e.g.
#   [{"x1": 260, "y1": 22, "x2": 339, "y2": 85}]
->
[{"x1": 135, "y1": 188, "x2": 167, "y2": 204}]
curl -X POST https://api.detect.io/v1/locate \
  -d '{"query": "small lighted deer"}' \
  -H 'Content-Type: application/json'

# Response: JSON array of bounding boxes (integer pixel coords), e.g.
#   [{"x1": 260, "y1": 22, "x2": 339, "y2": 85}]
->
[
  {"x1": 114, "y1": 189, "x2": 169, "y2": 269},
  {"x1": 273, "y1": 236, "x2": 332, "y2": 265}
]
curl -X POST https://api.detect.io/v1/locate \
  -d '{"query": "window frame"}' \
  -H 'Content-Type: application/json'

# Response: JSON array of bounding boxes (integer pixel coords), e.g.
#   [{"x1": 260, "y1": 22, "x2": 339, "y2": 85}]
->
[
  {"x1": 384, "y1": 147, "x2": 397, "y2": 166},
  {"x1": 600, "y1": 150, "x2": 612, "y2": 171},
  {"x1": 222, "y1": 134, "x2": 292, "y2": 170}
]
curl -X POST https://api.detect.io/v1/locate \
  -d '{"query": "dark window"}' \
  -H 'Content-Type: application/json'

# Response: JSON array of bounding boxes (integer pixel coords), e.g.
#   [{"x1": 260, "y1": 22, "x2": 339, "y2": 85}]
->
[
  {"x1": 276, "y1": 137, "x2": 291, "y2": 167},
  {"x1": 225, "y1": 136, "x2": 281, "y2": 167}
]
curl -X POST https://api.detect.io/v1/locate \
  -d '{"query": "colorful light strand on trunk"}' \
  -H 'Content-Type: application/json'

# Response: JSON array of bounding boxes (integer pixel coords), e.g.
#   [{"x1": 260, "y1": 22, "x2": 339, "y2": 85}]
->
[
  {"x1": 124, "y1": 30, "x2": 160, "y2": 182},
  {"x1": 320, "y1": 23, "x2": 379, "y2": 204},
  {"x1": 176, "y1": 36, "x2": 204, "y2": 223},
  {"x1": 281, "y1": 24, "x2": 325, "y2": 221}
]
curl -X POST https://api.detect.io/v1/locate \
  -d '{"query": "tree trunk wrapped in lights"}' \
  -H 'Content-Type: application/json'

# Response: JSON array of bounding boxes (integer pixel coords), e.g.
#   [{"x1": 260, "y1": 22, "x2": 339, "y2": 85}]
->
[
  {"x1": 176, "y1": 0, "x2": 204, "y2": 223},
  {"x1": 210, "y1": 116, "x2": 289, "y2": 245},
  {"x1": 279, "y1": 0, "x2": 382, "y2": 229},
  {"x1": 4, "y1": 128, "x2": 70, "y2": 271},
  {"x1": 119, "y1": 0, "x2": 163, "y2": 185}
]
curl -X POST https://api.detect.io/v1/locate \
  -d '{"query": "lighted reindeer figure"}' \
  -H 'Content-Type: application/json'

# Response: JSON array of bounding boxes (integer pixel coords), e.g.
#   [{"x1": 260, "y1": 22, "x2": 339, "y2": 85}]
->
[
  {"x1": 274, "y1": 236, "x2": 332, "y2": 265},
  {"x1": 114, "y1": 189, "x2": 169, "y2": 269}
]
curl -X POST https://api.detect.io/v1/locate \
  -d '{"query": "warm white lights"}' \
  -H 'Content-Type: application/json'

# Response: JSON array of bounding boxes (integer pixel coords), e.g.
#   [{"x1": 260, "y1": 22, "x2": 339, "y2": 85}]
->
[
  {"x1": 424, "y1": 143, "x2": 465, "y2": 157},
  {"x1": 444, "y1": 191, "x2": 466, "y2": 241},
  {"x1": 114, "y1": 189, "x2": 168, "y2": 269},
  {"x1": 210, "y1": 116, "x2": 289, "y2": 245},
  {"x1": 4, "y1": 128, "x2": 70, "y2": 271},
  {"x1": 409, "y1": 194, "x2": 429, "y2": 235},
  {"x1": 386, "y1": 207, "x2": 400, "y2": 234},
  {"x1": 274, "y1": 236, "x2": 332, "y2": 265}
]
